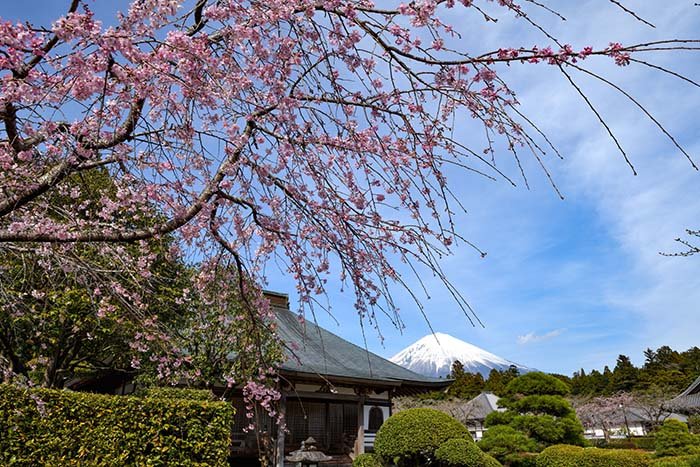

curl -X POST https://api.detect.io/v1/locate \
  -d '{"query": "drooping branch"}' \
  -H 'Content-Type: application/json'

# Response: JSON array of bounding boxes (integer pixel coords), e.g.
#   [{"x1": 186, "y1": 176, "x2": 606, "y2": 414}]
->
[{"x1": 0, "y1": 99, "x2": 145, "y2": 218}]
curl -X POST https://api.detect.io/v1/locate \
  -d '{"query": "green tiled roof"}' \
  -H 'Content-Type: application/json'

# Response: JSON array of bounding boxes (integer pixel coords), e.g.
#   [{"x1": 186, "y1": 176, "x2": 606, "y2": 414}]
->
[
  {"x1": 670, "y1": 375, "x2": 700, "y2": 410},
  {"x1": 275, "y1": 307, "x2": 448, "y2": 388}
]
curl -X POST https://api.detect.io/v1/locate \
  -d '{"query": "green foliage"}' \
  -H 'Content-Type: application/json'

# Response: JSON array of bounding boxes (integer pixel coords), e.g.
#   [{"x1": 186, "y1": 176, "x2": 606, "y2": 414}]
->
[
  {"x1": 506, "y1": 453, "x2": 539, "y2": 467},
  {"x1": 688, "y1": 415, "x2": 700, "y2": 435},
  {"x1": 435, "y1": 438, "x2": 485, "y2": 467},
  {"x1": 650, "y1": 456, "x2": 700, "y2": 467},
  {"x1": 487, "y1": 373, "x2": 585, "y2": 451},
  {"x1": 510, "y1": 414, "x2": 585, "y2": 447},
  {"x1": 478, "y1": 425, "x2": 537, "y2": 463},
  {"x1": 536, "y1": 445, "x2": 584, "y2": 467},
  {"x1": 137, "y1": 386, "x2": 215, "y2": 401},
  {"x1": 485, "y1": 366, "x2": 521, "y2": 397},
  {"x1": 374, "y1": 408, "x2": 471, "y2": 466},
  {"x1": 593, "y1": 436, "x2": 656, "y2": 451},
  {"x1": 655, "y1": 420, "x2": 700, "y2": 457},
  {"x1": 447, "y1": 371, "x2": 486, "y2": 400},
  {"x1": 0, "y1": 384, "x2": 233, "y2": 466},
  {"x1": 611, "y1": 355, "x2": 640, "y2": 393},
  {"x1": 571, "y1": 345, "x2": 700, "y2": 397},
  {"x1": 510, "y1": 395, "x2": 575, "y2": 418},
  {"x1": 0, "y1": 168, "x2": 190, "y2": 388},
  {"x1": 352, "y1": 453, "x2": 384, "y2": 467},
  {"x1": 635, "y1": 436, "x2": 659, "y2": 451},
  {"x1": 482, "y1": 454, "x2": 504, "y2": 467},
  {"x1": 536, "y1": 445, "x2": 650, "y2": 467},
  {"x1": 446, "y1": 361, "x2": 487, "y2": 400},
  {"x1": 505, "y1": 372, "x2": 570, "y2": 397},
  {"x1": 485, "y1": 410, "x2": 516, "y2": 427}
]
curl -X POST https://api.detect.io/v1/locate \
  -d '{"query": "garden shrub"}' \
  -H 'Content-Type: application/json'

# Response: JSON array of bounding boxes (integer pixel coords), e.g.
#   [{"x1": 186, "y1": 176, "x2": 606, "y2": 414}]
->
[
  {"x1": 486, "y1": 372, "x2": 585, "y2": 450},
  {"x1": 656, "y1": 420, "x2": 700, "y2": 457},
  {"x1": 688, "y1": 415, "x2": 700, "y2": 434},
  {"x1": 536, "y1": 445, "x2": 584, "y2": 467},
  {"x1": 435, "y1": 438, "x2": 484, "y2": 466},
  {"x1": 0, "y1": 384, "x2": 233, "y2": 466},
  {"x1": 635, "y1": 436, "x2": 658, "y2": 451},
  {"x1": 650, "y1": 455, "x2": 700, "y2": 467},
  {"x1": 592, "y1": 436, "x2": 656, "y2": 451},
  {"x1": 374, "y1": 408, "x2": 470, "y2": 466},
  {"x1": 505, "y1": 453, "x2": 538, "y2": 467},
  {"x1": 478, "y1": 425, "x2": 537, "y2": 463},
  {"x1": 505, "y1": 372, "x2": 570, "y2": 397},
  {"x1": 482, "y1": 454, "x2": 504, "y2": 467},
  {"x1": 137, "y1": 386, "x2": 216, "y2": 401},
  {"x1": 484, "y1": 410, "x2": 516, "y2": 427},
  {"x1": 536, "y1": 444, "x2": 650, "y2": 467},
  {"x1": 353, "y1": 453, "x2": 384, "y2": 467}
]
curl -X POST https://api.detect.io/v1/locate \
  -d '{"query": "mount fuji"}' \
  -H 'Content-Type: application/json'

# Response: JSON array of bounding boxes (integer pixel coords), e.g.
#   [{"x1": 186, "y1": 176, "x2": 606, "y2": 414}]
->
[{"x1": 390, "y1": 332, "x2": 532, "y2": 378}]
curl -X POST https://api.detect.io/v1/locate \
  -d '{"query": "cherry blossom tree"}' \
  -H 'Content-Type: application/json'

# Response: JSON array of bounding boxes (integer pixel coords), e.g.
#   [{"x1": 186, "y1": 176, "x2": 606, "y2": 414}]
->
[
  {"x1": 669, "y1": 230, "x2": 700, "y2": 257},
  {"x1": 2, "y1": 0, "x2": 700, "y2": 386},
  {"x1": 575, "y1": 393, "x2": 635, "y2": 442}
]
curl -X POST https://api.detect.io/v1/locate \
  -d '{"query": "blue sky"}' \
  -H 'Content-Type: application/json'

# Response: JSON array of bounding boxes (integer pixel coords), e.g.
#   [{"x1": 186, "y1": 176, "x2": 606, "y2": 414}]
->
[
  {"x1": 3, "y1": 1, "x2": 700, "y2": 376},
  {"x1": 262, "y1": 0, "x2": 700, "y2": 376}
]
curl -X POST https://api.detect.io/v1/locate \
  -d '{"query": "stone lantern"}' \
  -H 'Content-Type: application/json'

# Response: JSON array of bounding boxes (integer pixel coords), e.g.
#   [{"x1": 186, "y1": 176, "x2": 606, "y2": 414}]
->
[{"x1": 285, "y1": 437, "x2": 331, "y2": 467}]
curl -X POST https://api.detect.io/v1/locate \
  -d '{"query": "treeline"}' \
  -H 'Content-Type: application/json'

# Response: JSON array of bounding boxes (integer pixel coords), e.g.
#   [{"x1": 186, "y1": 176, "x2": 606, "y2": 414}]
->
[
  {"x1": 419, "y1": 362, "x2": 523, "y2": 401},
  {"x1": 424, "y1": 345, "x2": 700, "y2": 402},
  {"x1": 567, "y1": 345, "x2": 700, "y2": 396}
]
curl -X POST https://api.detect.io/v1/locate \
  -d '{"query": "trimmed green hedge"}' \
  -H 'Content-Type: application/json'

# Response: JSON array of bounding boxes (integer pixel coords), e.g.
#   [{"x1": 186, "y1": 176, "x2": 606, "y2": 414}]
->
[
  {"x1": 536, "y1": 445, "x2": 584, "y2": 467},
  {"x1": 352, "y1": 453, "x2": 384, "y2": 467},
  {"x1": 137, "y1": 386, "x2": 216, "y2": 401},
  {"x1": 0, "y1": 384, "x2": 233, "y2": 466},
  {"x1": 435, "y1": 438, "x2": 487, "y2": 467},
  {"x1": 650, "y1": 455, "x2": 700, "y2": 467},
  {"x1": 536, "y1": 445, "x2": 650, "y2": 467},
  {"x1": 590, "y1": 436, "x2": 657, "y2": 451},
  {"x1": 374, "y1": 408, "x2": 470, "y2": 465}
]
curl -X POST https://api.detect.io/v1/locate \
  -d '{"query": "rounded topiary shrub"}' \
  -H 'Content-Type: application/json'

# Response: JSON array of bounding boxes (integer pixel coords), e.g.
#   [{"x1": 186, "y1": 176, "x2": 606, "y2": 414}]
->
[
  {"x1": 374, "y1": 408, "x2": 470, "y2": 465},
  {"x1": 435, "y1": 438, "x2": 484, "y2": 467},
  {"x1": 505, "y1": 372, "x2": 570, "y2": 397},
  {"x1": 353, "y1": 453, "x2": 384, "y2": 467},
  {"x1": 536, "y1": 445, "x2": 650, "y2": 467},
  {"x1": 588, "y1": 449, "x2": 650, "y2": 467},
  {"x1": 536, "y1": 445, "x2": 584, "y2": 467},
  {"x1": 656, "y1": 420, "x2": 700, "y2": 458}
]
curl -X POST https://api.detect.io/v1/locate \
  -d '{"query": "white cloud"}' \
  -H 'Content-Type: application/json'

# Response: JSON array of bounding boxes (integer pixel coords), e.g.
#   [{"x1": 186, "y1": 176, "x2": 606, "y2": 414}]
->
[{"x1": 517, "y1": 329, "x2": 566, "y2": 345}]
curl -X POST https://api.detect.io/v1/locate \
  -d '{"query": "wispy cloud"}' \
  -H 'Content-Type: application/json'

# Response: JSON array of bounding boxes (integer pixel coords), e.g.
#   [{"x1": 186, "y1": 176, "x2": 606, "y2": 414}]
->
[{"x1": 517, "y1": 329, "x2": 566, "y2": 345}]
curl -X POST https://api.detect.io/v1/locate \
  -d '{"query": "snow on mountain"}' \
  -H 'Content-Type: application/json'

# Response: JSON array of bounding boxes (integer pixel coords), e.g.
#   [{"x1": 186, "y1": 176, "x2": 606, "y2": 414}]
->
[{"x1": 390, "y1": 332, "x2": 532, "y2": 378}]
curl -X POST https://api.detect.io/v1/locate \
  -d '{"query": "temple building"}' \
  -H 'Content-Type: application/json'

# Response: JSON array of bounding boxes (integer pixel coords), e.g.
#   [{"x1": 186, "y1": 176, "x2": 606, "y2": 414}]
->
[
  {"x1": 230, "y1": 291, "x2": 450, "y2": 466},
  {"x1": 670, "y1": 375, "x2": 700, "y2": 413}
]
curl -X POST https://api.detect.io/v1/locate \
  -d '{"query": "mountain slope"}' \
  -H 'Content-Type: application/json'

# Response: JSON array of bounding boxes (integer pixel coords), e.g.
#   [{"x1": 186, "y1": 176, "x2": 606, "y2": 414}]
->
[{"x1": 390, "y1": 332, "x2": 531, "y2": 378}]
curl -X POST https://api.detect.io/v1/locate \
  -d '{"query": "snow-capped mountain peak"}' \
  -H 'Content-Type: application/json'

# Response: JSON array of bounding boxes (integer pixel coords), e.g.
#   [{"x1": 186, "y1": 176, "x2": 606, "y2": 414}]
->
[{"x1": 389, "y1": 332, "x2": 530, "y2": 378}]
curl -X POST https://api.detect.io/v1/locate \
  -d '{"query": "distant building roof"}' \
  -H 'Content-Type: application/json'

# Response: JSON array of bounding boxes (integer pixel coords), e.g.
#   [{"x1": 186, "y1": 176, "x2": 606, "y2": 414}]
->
[
  {"x1": 621, "y1": 408, "x2": 687, "y2": 424},
  {"x1": 274, "y1": 304, "x2": 449, "y2": 394},
  {"x1": 461, "y1": 392, "x2": 504, "y2": 421},
  {"x1": 669, "y1": 375, "x2": 700, "y2": 412}
]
